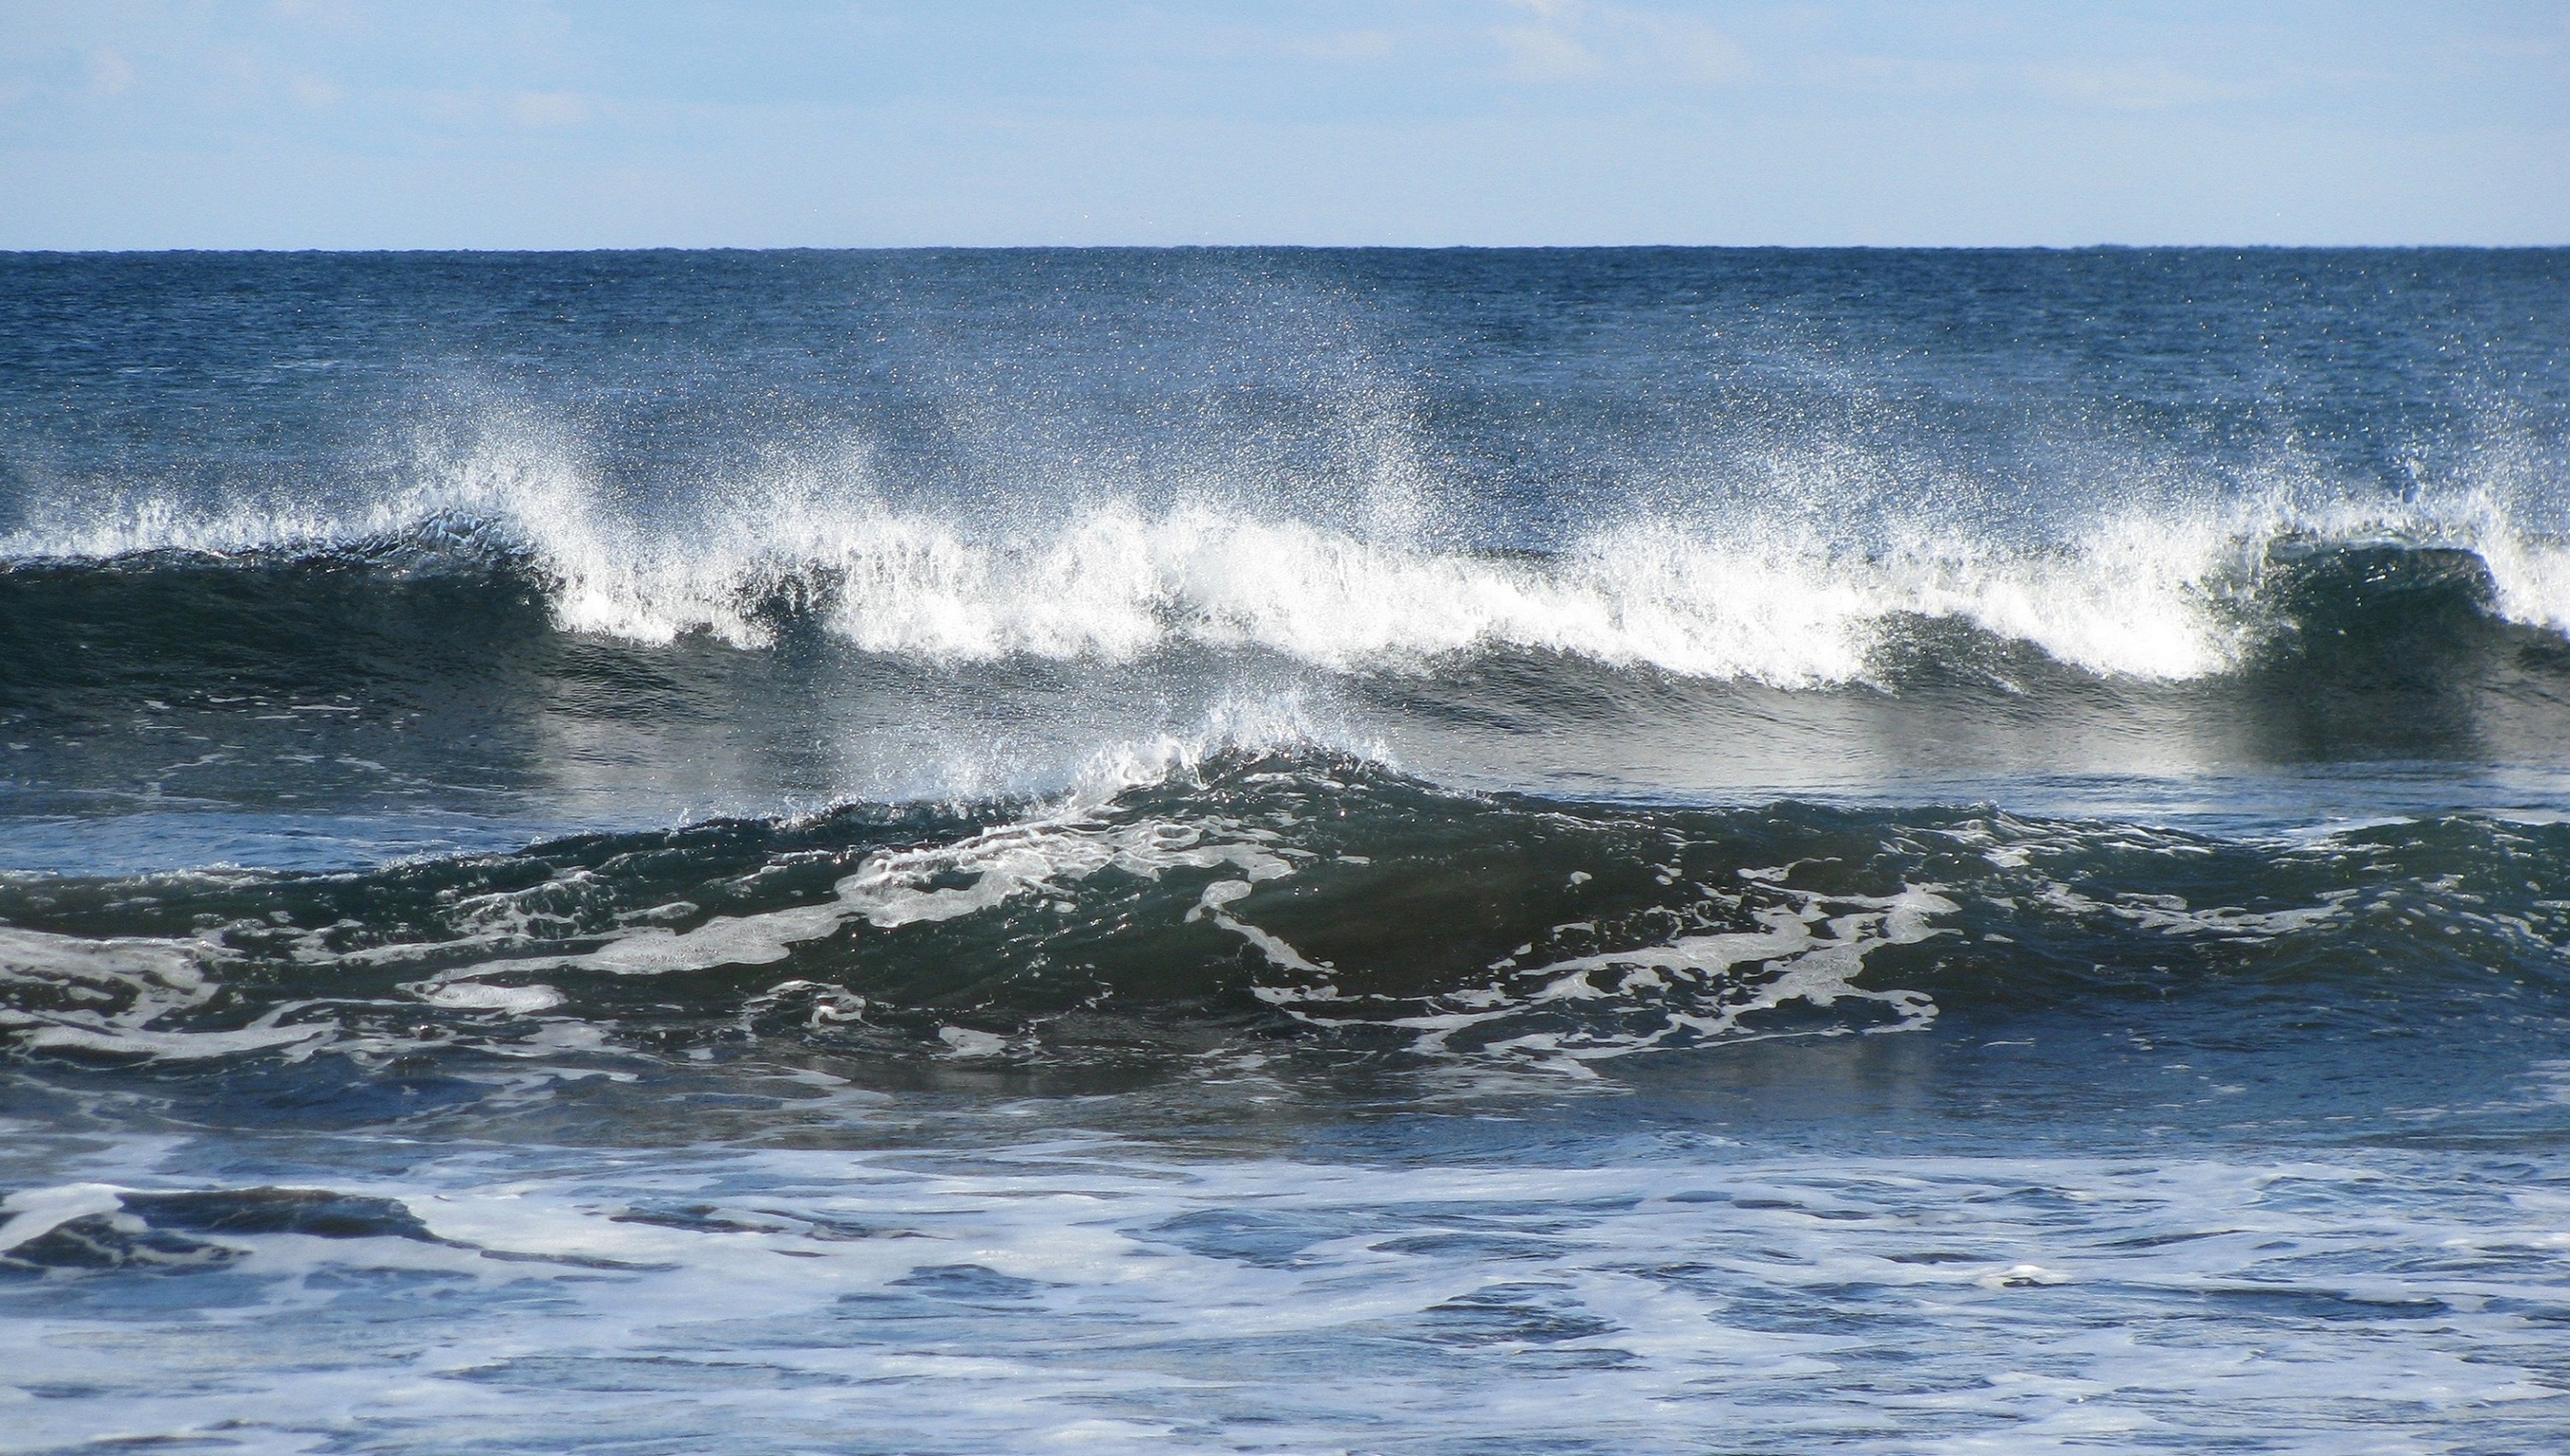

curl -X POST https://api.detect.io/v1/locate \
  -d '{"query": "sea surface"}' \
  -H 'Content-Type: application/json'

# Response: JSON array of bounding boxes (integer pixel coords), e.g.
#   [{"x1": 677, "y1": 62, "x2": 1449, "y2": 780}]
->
[{"x1": 4, "y1": 247, "x2": 2570, "y2": 1453}]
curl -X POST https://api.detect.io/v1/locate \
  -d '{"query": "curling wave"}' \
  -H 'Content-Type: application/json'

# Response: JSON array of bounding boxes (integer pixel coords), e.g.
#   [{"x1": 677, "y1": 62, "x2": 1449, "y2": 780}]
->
[{"x1": 9, "y1": 486, "x2": 2570, "y2": 693}]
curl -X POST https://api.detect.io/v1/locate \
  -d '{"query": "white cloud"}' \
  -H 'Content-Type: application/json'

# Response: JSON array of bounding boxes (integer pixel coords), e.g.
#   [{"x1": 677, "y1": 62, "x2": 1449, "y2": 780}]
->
[
  {"x1": 87, "y1": 47, "x2": 134, "y2": 97},
  {"x1": 1635, "y1": 13, "x2": 1746, "y2": 83},
  {"x1": 1491, "y1": 3, "x2": 1744, "y2": 87},
  {"x1": 1495, "y1": 24, "x2": 1603, "y2": 81},
  {"x1": 511, "y1": 90, "x2": 589, "y2": 128},
  {"x1": 1285, "y1": 29, "x2": 1398, "y2": 65},
  {"x1": 268, "y1": 0, "x2": 360, "y2": 30},
  {"x1": 1820, "y1": 55, "x2": 1986, "y2": 98},
  {"x1": 1820, "y1": 54, "x2": 2260, "y2": 113},
  {"x1": 2029, "y1": 63, "x2": 2253, "y2": 112}
]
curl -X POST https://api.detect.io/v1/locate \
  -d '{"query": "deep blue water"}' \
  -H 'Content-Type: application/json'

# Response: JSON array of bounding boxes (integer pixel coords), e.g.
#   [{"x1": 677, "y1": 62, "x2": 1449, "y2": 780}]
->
[{"x1": 5, "y1": 248, "x2": 2570, "y2": 1453}]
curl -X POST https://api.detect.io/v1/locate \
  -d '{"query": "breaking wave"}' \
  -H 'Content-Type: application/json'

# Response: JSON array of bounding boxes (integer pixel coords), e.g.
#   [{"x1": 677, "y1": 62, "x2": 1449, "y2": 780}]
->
[{"x1": 10, "y1": 470, "x2": 2570, "y2": 691}]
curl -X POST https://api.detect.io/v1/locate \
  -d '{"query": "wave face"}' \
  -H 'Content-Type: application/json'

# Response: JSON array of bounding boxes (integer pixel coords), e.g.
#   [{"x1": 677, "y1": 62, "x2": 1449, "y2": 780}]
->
[
  {"x1": 8, "y1": 250, "x2": 2570, "y2": 1453},
  {"x1": 4, "y1": 748, "x2": 2563, "y2": 1074}
]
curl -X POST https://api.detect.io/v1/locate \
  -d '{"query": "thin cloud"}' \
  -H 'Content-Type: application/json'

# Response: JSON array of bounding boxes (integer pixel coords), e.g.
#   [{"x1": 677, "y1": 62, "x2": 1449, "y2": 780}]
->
[
  {"x1": 2029, "y1": 63, "x2": 2256, "y2": 112},
  {"x1": 511, "y1": 90, "x2": 589, "y2": 128},
  {"x1": 1494, "y1": 25, "x2": 1603, "y2": 81},
  {"x1": 1284, "y1": 30, "x2": 1399, "y2": 65},
  {"x1": 1491, "y1": 2, "x2": 1744, "y2": 87},
  {"x1": 267, "y1": 0, "x2": 360, "y2": 31},
  {"x1": 87, "y1": 47, "x2": 134, "y2": 97}
]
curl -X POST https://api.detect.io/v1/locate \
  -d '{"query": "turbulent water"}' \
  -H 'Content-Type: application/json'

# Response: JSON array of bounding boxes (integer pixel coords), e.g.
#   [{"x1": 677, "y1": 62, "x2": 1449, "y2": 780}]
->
[{"x1": 6, "y1": 248, "x2": 2570, "y2": 1453}]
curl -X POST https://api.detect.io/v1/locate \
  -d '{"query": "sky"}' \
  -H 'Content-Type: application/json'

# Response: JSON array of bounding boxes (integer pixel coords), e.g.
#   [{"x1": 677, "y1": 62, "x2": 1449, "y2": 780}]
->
[{"x1": 1, "y1": 1, "x2": 2564, "y2": 249}]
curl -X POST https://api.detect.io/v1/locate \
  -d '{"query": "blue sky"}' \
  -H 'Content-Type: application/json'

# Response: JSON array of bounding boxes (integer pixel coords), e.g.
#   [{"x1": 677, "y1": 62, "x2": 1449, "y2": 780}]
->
[{"x1": 2, "y1": 1, "x2": 2563, "y2": 248}]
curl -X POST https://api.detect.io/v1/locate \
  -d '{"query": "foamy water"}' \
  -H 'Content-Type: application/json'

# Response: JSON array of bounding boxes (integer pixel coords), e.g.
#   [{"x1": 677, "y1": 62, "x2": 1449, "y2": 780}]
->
[{"x1": 7, "y1": 1125, "x2": 2567, "y2": 1455}]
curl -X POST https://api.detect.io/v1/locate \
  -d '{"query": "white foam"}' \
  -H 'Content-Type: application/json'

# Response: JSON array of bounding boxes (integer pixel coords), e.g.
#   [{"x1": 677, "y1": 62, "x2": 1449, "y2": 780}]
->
[
  {"x1": 20, "y1": 415, "x2": 2570, "y2": 689},
  {"x1": 936, "y1": 1025, "x2": 1009, "y2": 1057},
  {"x1": 37, "y1": 443, "x2": 2570, "y2": 685},
  {"x1": 3, "y1": 714, "x2": 1949, "y2": 1071},
  {"x1": 0, "y1": 926, "x2": 327, "y2": 1061},
  {"x1": 0, "y1": 1182, "x2": 128, "y2": 1253},
  {"x1": 1238, "y1": 876, "x2": 1953, "y2": 1065},
  {"x1": 395, "y1": 713, "x2": 1326, "y2": 1006},
  {"x1": 417, "y1": 982, "x2": 565, "y2": 1014},
  {"x1": 768, "y1": 504, "x2": 2258, "y2": 684},
  {"x1": 9, "y1": 1141, "x2": 2561, "y2": 1452},
  {"x1": 0, "y1": 702, "x2": 1364, "y2": 1064},
  {"x1": 7, "y1": 486, "x2": 2242, "y2": 683}
]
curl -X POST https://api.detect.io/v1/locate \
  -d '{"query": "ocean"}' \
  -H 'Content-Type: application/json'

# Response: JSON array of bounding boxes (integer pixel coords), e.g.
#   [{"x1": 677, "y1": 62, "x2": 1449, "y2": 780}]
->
[{"x1": 3, "y1": 247, "x2": 2569, "y2": 1453}]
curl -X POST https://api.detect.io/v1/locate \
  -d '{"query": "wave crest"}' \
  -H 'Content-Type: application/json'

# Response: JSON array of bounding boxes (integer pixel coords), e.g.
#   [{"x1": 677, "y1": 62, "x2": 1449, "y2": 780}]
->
[{"x1": 11, "y1": 454, "x2": 2570, "y2": 686}]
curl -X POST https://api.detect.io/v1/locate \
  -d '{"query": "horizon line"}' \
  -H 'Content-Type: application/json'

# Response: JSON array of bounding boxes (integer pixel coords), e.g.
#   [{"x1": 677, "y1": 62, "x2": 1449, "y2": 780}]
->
[{"x1": 7, "y1": 242, "x2": 2567, "y2": 257}]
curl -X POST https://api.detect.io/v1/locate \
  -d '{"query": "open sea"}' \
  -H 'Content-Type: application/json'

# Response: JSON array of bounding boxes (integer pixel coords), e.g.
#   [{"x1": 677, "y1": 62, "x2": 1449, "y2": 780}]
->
[{"x1": 4, "y1": 247, "x2": 2570, "y2": 1453}]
